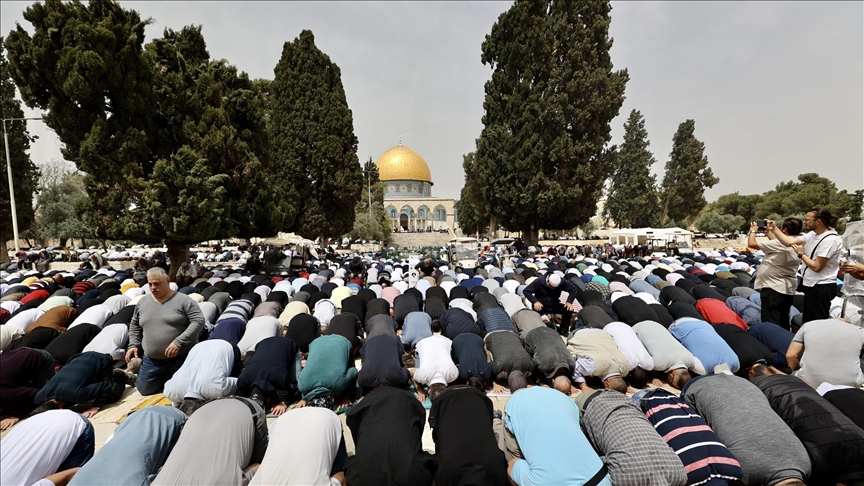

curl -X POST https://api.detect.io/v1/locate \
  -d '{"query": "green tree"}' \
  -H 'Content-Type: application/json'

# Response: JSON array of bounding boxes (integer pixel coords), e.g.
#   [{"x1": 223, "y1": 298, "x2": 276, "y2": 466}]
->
[
  {"x1": 0, "y1": 36, "x2": 39, "y2": 262},
  {"x1": 6, "y1": 2, "x2": 288, "y2": 276},
  {"x1": 474, "y1": 0, "x2": 628, "y2": 246},
  {"x1": 603, "y1": 109, "x2": 658, "y2": 228},
  {"x1": 694, "y1": 211, "x2": 745, "y2": 234},
  {"x1": 659, "y1": 119, "x2": 719, "y2": 225},
  {"x1": 756, "y1": 173, "x2": 856, "y2": 223},
  {"x1": 350, "y1": 157, "x2": 389, "y2": 242},
  {"x1": 26, "y1": 160, "x2": 91, "y2": 247},
  {"x1": 711, "y1": 192, "x2": 763, "y2": 232},
  {"x1": 456, "y1": 152, "x2": 491, "y2": 237},
  {"x1": 270, "y1": 30, "x2": 362, "y2": 244}
]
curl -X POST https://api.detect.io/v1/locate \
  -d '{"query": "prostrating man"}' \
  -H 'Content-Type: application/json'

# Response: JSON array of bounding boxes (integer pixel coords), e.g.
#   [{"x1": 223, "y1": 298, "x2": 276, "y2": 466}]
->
[
  {"x1": 769, "y1": 208, "x2": 843, "y2": 322},
  {"x1": 748, "y1": 218, "x2": 802, "y2": 327},
  {"x1": 484, "y1": 328, "x2": 536, "y2": 383},
  {"x1": 0, "y1": 348, "x2": 55, "y2": 428},
  {"x1": 152, "y1": 396, "x2": 269, "y2": 486},
  {"x1": 237, "y1": 336, "x2": 301, "y2": 415},
  {"x1": 576, "y1": 390, "x2": 686, "y2": 486},
  {"x1": 712, "y1": 323, "x2": 774, "y2": 375},
  {"x1": 126, "y1": 267, "x2": 205, "y2": 395},
  {"x1": 522, "y1": 273, "x2": 578, "y2": 334},
  {"x1": 602, "y1": 321, "x2": 654, "y2": 374},
  {"x1": 452, "y1": 333, "x2": 502, "y2": 392},
  {"x1": 162, "y1": 338, "x2": 240, "y2": 410},
  {"x1": 524, "y1": 326, "x2": 574, "y2": 383},
  {"x1": 32, "y1": 351, "x2": 127, "y2": 418},
  {"x1": 68, "y1": 407, "x2": 187, "y2": 486},
  {"x1": 357, "y1": 334, "x2": 411, "y2": 395},
  {"x1": 786, "y1": 318, "x2": 864, "y2": 388},
  {"x1": 401, "y1": 311, "x2": 433, "y2": 351},
  {"x1": 668, "y1": 318, "x2": 740, "y2": 373},
  {"x1": 297, "y1": 334, "x2": 358, "y2": 408},
  {"x1": 566, "y1": 328, "x2": 629, "y2": 392},
  {"x1": 682, "y1": 373, "x2": 811, "y2": 485},
  {"x1": 0, "y1": 409, "x2": 94, "y2": 486},
  {"x1": 250, "y1": 407, "x2": 347, "y2": 486},
  {"x1": 637, "y1": 388, "x2": 743, "y2": 486},
  {"x1": 345, "y1": 385, "x2": 435, "y2": 486},
  {"x1": 503, "y1": 386, "x2": 610, "y2": 486},
  {"x1": 822, "y1": 386, "x2": 864, "y2": 430},
  {"x1": 750, "y1": 371, "x2": 864, "y2": 485},
  {"x1": 748, "y1": 321, "x2": 795, "y2": 369},
  {"x1": 428, "y1": 385, "x2": 508, "y2": 486},
  {"x1": 410, "y1": 334, "x2": 459, "y2": 401}
]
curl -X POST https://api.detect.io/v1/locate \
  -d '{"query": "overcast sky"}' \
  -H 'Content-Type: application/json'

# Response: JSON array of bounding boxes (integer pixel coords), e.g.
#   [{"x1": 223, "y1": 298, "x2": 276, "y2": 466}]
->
[{"x1": 2, "y1": 1, "x2": 862, "y2": 201}]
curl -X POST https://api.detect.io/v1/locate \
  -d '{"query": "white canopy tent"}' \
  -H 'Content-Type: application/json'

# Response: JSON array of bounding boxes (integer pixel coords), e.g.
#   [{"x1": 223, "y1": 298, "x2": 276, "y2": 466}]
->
[{"x1": 609, "y1": 227, "x2": 694, "y2": 246}]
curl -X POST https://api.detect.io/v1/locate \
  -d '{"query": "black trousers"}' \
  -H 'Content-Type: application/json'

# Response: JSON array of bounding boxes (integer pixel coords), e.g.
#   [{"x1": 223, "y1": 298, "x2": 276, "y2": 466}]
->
[
  {"x1": 802, "y1": 283, "x2": 836, "y2": 323},
  {"x1": 760, "y1": 287, "x2": 793, "y2": 328},
  {"x1": 542, "y1": 302, "x2": 573, "y2": 335}
]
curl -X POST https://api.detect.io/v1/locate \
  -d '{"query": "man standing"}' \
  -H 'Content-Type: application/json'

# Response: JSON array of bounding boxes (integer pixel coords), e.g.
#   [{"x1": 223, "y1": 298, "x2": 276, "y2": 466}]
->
[
  {"x1": 522, "y1": 273, "x2": 578, "y2": 334},
  {"x1": 770, "y1": 208, "x2": 844, "y2": 322},
  {"x1": 786, "y1": 318, "x2": 864, "y2": 388},
  {"x1": 126, "y1": 267, "x2": 205, "y2": 395},
  {"x1": 748, "y1": 218, "x2": 802, "y2": 327}
]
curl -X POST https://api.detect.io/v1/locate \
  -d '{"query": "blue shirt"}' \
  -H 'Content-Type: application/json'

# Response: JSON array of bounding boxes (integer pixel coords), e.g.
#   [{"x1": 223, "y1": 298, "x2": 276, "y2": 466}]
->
[
  {"x1": 669, "y1": 319, "x2": 740, "y2": 373},
  {"x1": 401, "y1": 312, "x2": 433, "y2": 348},
  {"x1": 747, "y1": 322, "x2": 794, "y2": 367},
  {"x1": 505, "y1": 387, "x2": 610, "y2": 486}
]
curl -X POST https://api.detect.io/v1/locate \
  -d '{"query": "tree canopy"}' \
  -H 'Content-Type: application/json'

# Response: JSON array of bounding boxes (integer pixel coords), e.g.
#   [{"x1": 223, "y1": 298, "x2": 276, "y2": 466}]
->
[
  {"x1": 0, "y1": 35, "x2": 39, "y2": 262},
  {"x1": 269, "y1": 29, "x2": 362, "y2": 244},
  {"x1": 21, "y1": 160, "x2": 91, "y2": 248},
  {"x1": 659, "y1": 119, "x2": 718, "y2": 225},
  {"x1": 455, "y1": 152, "x2": 491, "y2": 237},
  {"x1": 471, "y1": 0, "x2": 628, "y2": 245},
  {"x1": 350, "y1": 158, "x2": 390, "y2": 242},
  {"x1": 603, "y1": 109, "x2": 658, "y2": 228},
  {"x1": 6, "y1": 0, "x2": 288, "y2": 275}
]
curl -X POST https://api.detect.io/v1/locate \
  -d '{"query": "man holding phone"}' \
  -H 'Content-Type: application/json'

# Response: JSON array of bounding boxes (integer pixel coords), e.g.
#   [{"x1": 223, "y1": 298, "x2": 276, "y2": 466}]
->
[{"x1": 748, "y1": 218, "x2": 802, "y2": 328}]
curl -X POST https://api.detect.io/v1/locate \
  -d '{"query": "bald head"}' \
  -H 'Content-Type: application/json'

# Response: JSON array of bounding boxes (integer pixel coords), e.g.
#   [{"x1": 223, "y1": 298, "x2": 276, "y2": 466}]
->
[
  {"x1": 553, "y1": 376, "x2": 572, "y2": 395},
  {"x1": 603, "y1": 376, "x2": 627, "y2": 394}
]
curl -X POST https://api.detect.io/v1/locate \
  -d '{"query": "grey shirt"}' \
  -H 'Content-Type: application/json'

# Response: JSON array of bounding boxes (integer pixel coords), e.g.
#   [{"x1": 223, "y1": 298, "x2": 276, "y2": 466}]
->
[
  {"x1": 683, "y1": 374, "x2": 811, "y2": 485},
  {"x1": 793, "y1": 319, "x2": 864, "y2": 388},
  {"x1": 128, "y1": 292, "x2": 204, "y2": 359}
]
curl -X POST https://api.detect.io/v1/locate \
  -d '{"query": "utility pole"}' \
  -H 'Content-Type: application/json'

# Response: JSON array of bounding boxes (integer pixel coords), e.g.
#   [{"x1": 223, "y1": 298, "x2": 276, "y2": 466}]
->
[{"x1": 3, "y1": 117, "x2": 42, "y2": 253}]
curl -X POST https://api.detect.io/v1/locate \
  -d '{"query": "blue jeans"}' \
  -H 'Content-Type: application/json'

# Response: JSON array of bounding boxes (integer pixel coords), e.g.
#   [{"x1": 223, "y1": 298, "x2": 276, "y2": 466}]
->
[
  {"x1": 136, "y1": 354, "x2": 187, "y2": 396},
  {"x1": 57, "y1": 416, "x2": 94, "y2": 470}
]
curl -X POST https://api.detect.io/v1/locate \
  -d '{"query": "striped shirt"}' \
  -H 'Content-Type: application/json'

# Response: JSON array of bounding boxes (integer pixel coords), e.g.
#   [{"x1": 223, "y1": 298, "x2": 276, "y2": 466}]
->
[{"x1": 638, "y1": 389, "x2": 742, "y2": 486}]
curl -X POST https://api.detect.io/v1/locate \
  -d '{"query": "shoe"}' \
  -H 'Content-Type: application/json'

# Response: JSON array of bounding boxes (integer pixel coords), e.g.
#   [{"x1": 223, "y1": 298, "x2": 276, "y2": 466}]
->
[
  {"x1": 493, "y1": 409, "x2": 503, "y2": 420},
  {"x1": 125, "y1": 372, "x2": 137, "y2": 387}
]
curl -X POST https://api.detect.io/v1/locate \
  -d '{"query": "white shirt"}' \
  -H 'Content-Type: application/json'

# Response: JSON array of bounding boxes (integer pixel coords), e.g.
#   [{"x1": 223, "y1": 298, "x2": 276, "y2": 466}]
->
[
  {"x1": 163, "y1": 339, "x2": 238, "y2": 403},
  {"x1": 0, "y1": 409, "x2": 89, "y2": 486},
  {"x1": 798, "y1": 229, "x2": 844, "y2": 286},
  {"x1": 250, "y1": 408, "x2": 342, "y2": 486},
  {"x1": 102, "y1": 294, "x2": 131, "y2": 314},
  {"x1": 5, "y1": 308, "x2": 45, "y2": 333},
  {"x1": 413, "y1": 335, "x2": 458, "y2": 386},
  {"x1": 237, "y1": 316, "x2": 280, "y2": 355},
  {"x1": 69, "y1": 304, "x2": 114, "y2": 329},
  {"x1": 603, "y1": 321, "x2": 655, "y2": 371},
  {"x1": 82, "y1": 323, "x2": 129, "y2": 360}
]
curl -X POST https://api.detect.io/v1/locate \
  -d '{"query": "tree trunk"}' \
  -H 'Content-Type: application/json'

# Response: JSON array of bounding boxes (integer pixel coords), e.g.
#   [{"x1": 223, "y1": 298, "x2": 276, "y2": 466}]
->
[
  {"x1": 165, "y1": 240, "x2": 189, "y2": 281},
  {"x1": 523, "y1": 222, "x2": 539, "y2": 247},
  {"x1": 660, "y1": 197, "x2": 670, "y2": 226},
  {"x1": 59, "y1": 238, "x2": 68, "y2": 248},
  {"x1": 0, "y1": 227, "x2": 9, "y2": 263},
  {"x1": 489, "y1": 214, "x2": 498, "y2": 239}
]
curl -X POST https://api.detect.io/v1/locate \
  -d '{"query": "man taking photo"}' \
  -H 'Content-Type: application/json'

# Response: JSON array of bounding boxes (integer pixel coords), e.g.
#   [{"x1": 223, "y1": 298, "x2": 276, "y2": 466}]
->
[{"x1": 748, "y1": 218, "x2": 802, "y2": 328}]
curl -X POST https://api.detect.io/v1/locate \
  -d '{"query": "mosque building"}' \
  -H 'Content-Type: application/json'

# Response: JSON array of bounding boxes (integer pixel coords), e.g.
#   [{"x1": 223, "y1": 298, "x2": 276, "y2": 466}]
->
[{"x1": 375, "y1": 137, "x2": 457, "y2": 233}]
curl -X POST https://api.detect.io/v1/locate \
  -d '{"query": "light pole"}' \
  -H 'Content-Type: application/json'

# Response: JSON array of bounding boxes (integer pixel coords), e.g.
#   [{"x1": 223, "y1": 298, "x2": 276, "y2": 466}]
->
[{"x1": 3, "y1": 116, "x2": 42, "y2": 253}]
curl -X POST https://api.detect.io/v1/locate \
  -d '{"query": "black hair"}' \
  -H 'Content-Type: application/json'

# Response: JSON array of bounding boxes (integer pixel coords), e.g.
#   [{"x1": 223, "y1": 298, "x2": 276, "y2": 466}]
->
[
  {"x1": 626, "y1": 367, "x2": 650, "y2": 389},
  {"x1": 180, "y1": 397, "x2": 206, "y2": 416},
  {"x1": 781, "y1": 217, "x2": 803, "y2": 236},
  {"x1": 428, "y1": 383, "x2": 446, "y2": 402},
  {"x1": 467, "y1": 376, "x2": 486, "y2": 393},
  {"x1": 808, "y1": 208, "x2": 838, "y2": 228},
  {"x1": 30, "y1": 400, "x2": 62, "y2": 417}
]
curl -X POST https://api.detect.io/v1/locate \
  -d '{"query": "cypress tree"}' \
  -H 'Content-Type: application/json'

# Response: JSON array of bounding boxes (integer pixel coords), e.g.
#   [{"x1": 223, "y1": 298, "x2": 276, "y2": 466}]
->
[
  {"x1": 603, "y1": 109, "x2": 658, "y2": 228},
  {"x1": 270, "y1": 30, "x2": 362, "y2": 244},
  {"x1": 659, "y1": 119, "x2": 719, "y2": 225}
]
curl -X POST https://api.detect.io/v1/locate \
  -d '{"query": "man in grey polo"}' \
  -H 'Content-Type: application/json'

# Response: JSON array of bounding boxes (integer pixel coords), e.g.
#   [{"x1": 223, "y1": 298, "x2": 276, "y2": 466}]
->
[{"x1": 126, "y1": 267, "x2": 205, "y2": 395}]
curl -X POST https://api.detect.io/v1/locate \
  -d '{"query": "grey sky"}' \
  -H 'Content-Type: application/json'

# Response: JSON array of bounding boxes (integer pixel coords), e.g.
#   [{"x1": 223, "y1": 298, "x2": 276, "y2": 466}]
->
[{"x1": 2, "y1": 1, "x2": 862, "y2": 202}]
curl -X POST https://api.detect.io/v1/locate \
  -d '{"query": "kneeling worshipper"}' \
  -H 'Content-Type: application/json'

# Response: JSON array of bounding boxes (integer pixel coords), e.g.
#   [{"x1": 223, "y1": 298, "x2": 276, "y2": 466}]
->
[
  {"x1": 357, "y1": 334, "x2": 411, "y2": 395},
  {"x1": 524, "y1": 325, "x2": 575, "y2": 382},
  {"x1": 250, "y1": 407, "x2": 347, "y2": 486},
  {"x1": 162, "y1": 338, "x2": 241, "y2": 409},
  {"x1": 501, "y1": 386, "x2": 610, "y2": 486},
  {"x1": 345, "y1": 385, "x2": 435, "y2": 486},
  {"x1": 237, "y1": 336, "x2": 301, "y2": 415},
  {"x1": 69, "y1": 407, "x2": 187, "y2": 486},
  {"x1": 0, "y1": 409, "x2": 94, "y2": 486},
  {"x1": 428, "y1": 384, "x2": 508, "y2": 486},
  {"x1": 152, "y1": 396, "x2": 269, "y2": 486},
  {"x1": 636, "y1": 388, "x2": 743, "y2": 485},
  {"x1": 297, "y1": 334, "x2": 358, "y2": 408},
  {"x1": 682, "y1": 373, "x2": 811, "y2": 485},
  {"x1": 575, "y1": 389, "x2": 686, "y2": 486},
  {"x1": 409, "y1": 334, "x2": 459, "y2": 402},
  {"x1": 668, "y1": 318, "x2": 740, "y2": 374},
  {"x1": 33, "y1": 351, "x2": 127, "y2": 418},
  {"x1": 566, "y1": 328, "x2": 629, "y2": 393},
  {"x1": 0, "y1": 348, "x2": 56, "y2": 428}
]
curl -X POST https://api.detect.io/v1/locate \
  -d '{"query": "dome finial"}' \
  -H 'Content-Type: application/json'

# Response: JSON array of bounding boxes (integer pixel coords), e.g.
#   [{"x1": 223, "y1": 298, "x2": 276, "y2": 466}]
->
[{"x1": 398, "y1": 133, "x2": 402, "y2": 146}]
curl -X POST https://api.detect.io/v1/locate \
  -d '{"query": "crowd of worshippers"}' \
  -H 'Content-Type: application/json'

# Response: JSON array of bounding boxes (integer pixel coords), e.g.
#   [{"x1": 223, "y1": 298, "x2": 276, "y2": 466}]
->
[{"x1": 1, "y1": 212, "x2": 863, "y2": 485}]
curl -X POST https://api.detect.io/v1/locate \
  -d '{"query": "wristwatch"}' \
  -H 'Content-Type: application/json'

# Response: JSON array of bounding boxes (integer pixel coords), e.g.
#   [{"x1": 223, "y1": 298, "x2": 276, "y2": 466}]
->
[{"x1": 797, "y1": 253, "x2": 804, "y2": 259}]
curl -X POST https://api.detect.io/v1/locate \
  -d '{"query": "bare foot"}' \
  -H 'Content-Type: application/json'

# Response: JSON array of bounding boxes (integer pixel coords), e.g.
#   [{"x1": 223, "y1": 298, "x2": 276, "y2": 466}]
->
[
  {"x1": 294, "y1": 400, "x2": 307, "y2": 409},
  {"x1": 270, "y1": 403, "x2": 287, "y2": 416},
  {"x1": 0, "y1": 417, "x2": 20, "y2": 430},
  {"x1": 80, "y1": 407, "x2": 100, "y2": 419}
]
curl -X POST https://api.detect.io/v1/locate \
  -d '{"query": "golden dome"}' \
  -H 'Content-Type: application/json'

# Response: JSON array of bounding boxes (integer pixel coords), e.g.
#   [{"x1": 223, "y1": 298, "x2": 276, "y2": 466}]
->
[{"x1": 375, "y1": 144, "x2": 432, "y2": 183}]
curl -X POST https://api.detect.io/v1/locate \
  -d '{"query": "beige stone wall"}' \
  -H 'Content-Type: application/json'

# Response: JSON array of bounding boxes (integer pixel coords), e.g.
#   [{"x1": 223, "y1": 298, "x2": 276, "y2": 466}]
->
[{"x1": 383, "y1": 197, "x2": 456, "y2": 233}]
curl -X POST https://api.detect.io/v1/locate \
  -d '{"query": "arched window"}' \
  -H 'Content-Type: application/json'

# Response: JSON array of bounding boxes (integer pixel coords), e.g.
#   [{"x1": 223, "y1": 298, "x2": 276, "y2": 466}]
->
[
  {"x1": 386, "y1": 206, "x2": 398, "y2": 219},
  {"x1": 434, "y1": 205, "x2": 447, "y2": 221}
]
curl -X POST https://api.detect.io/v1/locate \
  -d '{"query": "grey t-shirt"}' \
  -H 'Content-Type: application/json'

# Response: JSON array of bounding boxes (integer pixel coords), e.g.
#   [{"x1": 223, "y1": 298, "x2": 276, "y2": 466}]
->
[
  {"x1": 793, "y1": 319, "x2": 864, "y2": 388},
  {"x1": 128, "y1": 292, "x2": 205, "y2": 359},
  {"x1": 684, "y1": 374, "x2": 811, "y2": 485}
]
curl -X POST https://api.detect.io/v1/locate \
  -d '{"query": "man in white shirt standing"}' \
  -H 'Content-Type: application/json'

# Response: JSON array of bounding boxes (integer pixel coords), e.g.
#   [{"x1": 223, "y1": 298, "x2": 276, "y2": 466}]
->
[{"x1": 770, "y1": 207, "x2": 844, "y2": 323}]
